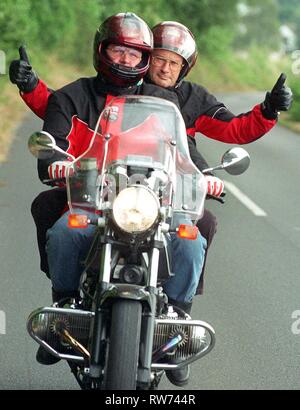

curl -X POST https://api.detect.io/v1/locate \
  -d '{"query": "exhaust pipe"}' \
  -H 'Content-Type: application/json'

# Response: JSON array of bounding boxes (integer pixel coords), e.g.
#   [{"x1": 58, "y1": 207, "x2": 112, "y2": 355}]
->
[{"x1": 152, "y1": 318, "x2": 215, "y2": 369}]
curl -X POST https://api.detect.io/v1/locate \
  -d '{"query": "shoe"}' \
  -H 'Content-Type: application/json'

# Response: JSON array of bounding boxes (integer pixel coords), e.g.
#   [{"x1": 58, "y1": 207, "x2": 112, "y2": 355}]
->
[
  {"x1": 165, "y1": 364, "x2": 190, "y2": 387},
  {"x1": 36, "y1": 345, "x2": 61, "y2": 365}
]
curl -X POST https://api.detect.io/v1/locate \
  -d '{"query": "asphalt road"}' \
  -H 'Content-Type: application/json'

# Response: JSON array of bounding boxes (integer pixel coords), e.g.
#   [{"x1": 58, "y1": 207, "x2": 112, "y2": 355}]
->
[{"x1": 0, "y1": 93, "x2": 299, "y2": 390}]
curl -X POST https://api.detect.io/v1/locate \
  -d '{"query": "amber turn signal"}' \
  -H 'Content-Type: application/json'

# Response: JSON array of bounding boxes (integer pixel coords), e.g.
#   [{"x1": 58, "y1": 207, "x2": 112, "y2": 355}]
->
[
  {"x1": 68, "y1": 214, "x2": 89, "y2": 228},
  {"x1": 177, "y1": 224, "x2": 198, "y2": 240}
]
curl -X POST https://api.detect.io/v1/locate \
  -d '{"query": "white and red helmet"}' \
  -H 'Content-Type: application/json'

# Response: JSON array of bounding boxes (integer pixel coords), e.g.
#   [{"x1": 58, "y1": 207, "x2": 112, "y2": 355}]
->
[{"x1": 152, "y1": 21, "x2": 198, "y2": 83}]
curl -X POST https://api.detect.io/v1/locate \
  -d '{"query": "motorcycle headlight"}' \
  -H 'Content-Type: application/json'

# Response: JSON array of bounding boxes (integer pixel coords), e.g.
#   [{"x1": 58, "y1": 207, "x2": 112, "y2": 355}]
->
[{"x1": 112, "y1": 186, "x2": 159, "y2": 233}]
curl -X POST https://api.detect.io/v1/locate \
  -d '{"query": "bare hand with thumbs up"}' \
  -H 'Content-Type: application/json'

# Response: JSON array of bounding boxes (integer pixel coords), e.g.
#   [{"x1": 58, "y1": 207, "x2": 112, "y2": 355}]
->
[
  {"x1": 9, "y1": 46, "x2": 38, "y2": 93},
  {"x1": 262, "y1": 73, "x2": 293, "y2": 119}
]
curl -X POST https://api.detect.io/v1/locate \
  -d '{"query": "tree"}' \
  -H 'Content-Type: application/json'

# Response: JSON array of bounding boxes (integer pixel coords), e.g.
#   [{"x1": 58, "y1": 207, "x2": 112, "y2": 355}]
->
[
  {"x1": 278, "y1": 0, "x2": 300, "y2": 49},
  {"x1": 234, "y1": 0, "x2": 280, "y2": 50},
  {"x1": 0, "y1": 0, "x2": 36, "y2": 63}
]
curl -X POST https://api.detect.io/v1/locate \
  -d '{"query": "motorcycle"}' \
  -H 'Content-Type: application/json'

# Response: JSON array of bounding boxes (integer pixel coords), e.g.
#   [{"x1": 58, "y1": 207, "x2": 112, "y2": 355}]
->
[{"x1": 27, "y1": 95, "x2": 250, "y2": 390}]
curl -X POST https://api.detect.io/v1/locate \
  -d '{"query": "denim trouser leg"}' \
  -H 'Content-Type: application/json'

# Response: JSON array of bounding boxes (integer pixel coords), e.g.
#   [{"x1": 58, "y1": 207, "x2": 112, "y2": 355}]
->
[
  {"x1": 46, "y1": 210, "x2": 96, "y2": 292},
  {"x1": 163, "y1": 214, "x2": 207, "y2": 304}
]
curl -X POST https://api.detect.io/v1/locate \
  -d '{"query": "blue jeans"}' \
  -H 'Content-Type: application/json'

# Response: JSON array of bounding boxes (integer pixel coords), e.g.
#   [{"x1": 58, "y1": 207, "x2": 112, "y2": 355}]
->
[
  {"x1": 46, "y1": 210, "x2": 206, "y2": 304},
  {"x1": 163, "y1": 213, "x2": 206, "y2": 303},
  {"x1": 46, "y1": 210, "x2": 96, "y2": 292}
]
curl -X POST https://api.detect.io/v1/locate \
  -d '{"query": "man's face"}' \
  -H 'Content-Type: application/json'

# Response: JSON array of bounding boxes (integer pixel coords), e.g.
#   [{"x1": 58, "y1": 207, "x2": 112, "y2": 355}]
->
[
  {"x1": 106, "y1": 44, "x2": 142, "y2": 68},
  {"x1": 148, "y1": 49, "x2": 184, "y2": 88}
]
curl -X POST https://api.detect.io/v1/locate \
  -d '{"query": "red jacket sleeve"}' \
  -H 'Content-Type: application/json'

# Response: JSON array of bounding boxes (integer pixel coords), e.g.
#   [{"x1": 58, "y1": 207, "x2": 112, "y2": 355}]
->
[
  {"x1": 20, "y1": 79, "x2": 52, "y2": 120},
  {"x1": 187, "y1": 104, "x2": 277, "y2": 144}
]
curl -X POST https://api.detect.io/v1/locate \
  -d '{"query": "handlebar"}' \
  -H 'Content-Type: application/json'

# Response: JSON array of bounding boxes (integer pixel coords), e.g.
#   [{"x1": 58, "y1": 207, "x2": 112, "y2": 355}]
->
[
  {"x1": 42, "y1": 177, "x2": 66, "y2": 185},
  {"x1": 43, "y1": 180, "x2": 227, "y2": 203},
  {"x1": 206, "y1": 191, "x2": 226, "y2": 204}
]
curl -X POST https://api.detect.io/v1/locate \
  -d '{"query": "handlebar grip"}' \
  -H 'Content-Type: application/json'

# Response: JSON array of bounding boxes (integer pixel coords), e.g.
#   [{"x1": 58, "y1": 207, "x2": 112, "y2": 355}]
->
[
  {"x1": 206, "y1": 193, "x2": 225, "y2": 204},
  {"x1": 42, "y1": 177, "x2": 66, "y2": 184}
]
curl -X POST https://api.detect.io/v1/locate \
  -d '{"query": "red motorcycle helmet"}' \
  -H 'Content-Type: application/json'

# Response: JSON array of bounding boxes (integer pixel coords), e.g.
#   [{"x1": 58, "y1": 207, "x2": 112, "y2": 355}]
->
[
  {"x1": 93, "y1": 12, "x2": 153, "y2": 86},
  {"x1": 152, "y1": 21, "x2": 198, "y2": 84}
]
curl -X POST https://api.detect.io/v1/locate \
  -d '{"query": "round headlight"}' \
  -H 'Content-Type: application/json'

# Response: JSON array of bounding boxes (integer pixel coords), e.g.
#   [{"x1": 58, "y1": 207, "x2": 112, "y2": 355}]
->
[{"x1": 112, "y1": 186, "x2": 159, "y2": 233}]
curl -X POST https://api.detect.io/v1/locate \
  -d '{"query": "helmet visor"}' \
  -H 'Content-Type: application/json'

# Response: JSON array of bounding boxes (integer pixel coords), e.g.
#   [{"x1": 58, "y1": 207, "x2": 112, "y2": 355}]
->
[{"x1": 100, "y1": 13, "x2": 153, "y2": 51}]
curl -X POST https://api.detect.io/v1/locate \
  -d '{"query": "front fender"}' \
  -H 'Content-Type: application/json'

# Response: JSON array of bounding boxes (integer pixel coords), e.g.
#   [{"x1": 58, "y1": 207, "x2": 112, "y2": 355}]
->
[{"x1": 98, "y1": 283, "x2": 153, "y2": 306}]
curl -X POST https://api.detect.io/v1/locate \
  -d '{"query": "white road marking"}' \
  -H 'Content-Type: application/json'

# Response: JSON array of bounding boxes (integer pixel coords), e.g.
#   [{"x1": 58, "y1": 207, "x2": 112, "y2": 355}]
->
[
  {"x1": 0, "y1": 311, "x2": 6, "y2": 335},
  {"x1": 224, "y1": 180, "x2": 267, "y2": 217}
]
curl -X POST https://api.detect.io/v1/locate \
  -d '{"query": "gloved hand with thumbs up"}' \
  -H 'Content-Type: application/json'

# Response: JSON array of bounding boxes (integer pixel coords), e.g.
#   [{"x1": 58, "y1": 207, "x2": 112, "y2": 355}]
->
[
  {"x1": 9, "y1": 46, "x2": 38, "y2": 93},
  {"x1": 262, "y1": 73, "x2": 293, "y2": 119}
]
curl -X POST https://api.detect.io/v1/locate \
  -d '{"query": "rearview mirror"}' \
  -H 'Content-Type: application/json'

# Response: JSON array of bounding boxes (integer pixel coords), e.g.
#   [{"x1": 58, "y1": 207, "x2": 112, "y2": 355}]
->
[
  {"x1": 28, "y1": 131, "x2": 75, "y2": 160},
  {"x1": 221, "y1": 147, "x2": 250, "y2": 175},
  {"x1": 202, "y1": 147, "x2": 250, "y2": 176}
]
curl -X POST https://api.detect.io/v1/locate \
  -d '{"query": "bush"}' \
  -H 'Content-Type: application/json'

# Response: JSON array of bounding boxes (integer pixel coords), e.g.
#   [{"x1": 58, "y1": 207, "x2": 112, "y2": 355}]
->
[
  {"x1": 198, "y1": 26, "x2": 234, "y2": 61},
  {"x1": 0, "y1": 0, "x2": 37, "y2": 64}
]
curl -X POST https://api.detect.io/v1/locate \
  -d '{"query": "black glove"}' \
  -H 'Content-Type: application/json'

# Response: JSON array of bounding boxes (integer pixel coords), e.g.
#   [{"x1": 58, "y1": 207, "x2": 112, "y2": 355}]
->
[
  {"x1": 9, "y1": 46, "x2": 38, "y2": 93},
  {"x1": 262, "y1": 73, "x2": 293, "y2": 119}
]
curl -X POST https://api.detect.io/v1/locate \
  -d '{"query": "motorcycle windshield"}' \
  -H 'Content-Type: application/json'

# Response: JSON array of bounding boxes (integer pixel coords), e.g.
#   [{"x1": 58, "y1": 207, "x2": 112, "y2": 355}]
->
[{"x1": 66, "y1": 95, "x2": 206, "y2": 220}]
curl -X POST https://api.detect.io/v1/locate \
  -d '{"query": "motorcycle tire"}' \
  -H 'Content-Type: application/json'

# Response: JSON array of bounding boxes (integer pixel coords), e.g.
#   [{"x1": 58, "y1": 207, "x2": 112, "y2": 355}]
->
[{"x1": 104, "y1": 299, "x2": 142, "y2": 390}]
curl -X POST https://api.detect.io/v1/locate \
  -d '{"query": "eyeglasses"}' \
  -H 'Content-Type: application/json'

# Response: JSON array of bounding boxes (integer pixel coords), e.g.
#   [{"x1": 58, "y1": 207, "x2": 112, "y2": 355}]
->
[
  {"x1": 151, "y1": 55, "x2": 184, "y2": 71},
  {"x1": 106, "y1": 46, "x2": 142, "y2": 63}
]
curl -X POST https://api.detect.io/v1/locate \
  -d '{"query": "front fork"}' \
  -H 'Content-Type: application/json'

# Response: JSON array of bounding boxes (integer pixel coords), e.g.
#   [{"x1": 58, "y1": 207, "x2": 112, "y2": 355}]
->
[{"x1": 88, "y1": 241, "x2": 163, "y2": 387}]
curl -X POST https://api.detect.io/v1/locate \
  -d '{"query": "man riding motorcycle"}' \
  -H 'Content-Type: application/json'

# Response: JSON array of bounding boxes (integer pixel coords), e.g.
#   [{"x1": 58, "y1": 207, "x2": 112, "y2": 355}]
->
[
  {"x1": 11, "y1": 20, "x2": 292, "y2": 288},
  {"x1": 9, "y1": 17, "x2": 292, "y2": 388},
  {"x1": 11, "y1": 13, "x2": 209, "y2": 387},
  {"x1": 10, "y1": 23, "x2": 221, "y2": 304}
]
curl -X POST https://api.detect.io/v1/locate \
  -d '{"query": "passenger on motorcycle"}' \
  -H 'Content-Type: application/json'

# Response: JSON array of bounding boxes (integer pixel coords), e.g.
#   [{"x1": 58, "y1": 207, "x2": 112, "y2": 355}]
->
[
  {"x1": 9, "y1": 21, "x2": 220, "y2": 305},
  {"x1": 9, "y1": 19, "x2": 292, "y2": 299}
]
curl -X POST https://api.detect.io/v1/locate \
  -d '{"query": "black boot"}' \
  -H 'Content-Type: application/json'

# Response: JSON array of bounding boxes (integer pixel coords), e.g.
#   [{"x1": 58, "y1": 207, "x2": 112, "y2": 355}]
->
[
  {"x1": 165, "y1": 364, "x2": 190, "y2": 387},
  {"x1": 165, "y1": 298, "x2": 192, "y2": 386},
  {"x1": 36, "y1": 289, "x2": 79, "y2": 366},
  {"x1": 36, "y1": 346, "x2": 61, "y2": 365}
]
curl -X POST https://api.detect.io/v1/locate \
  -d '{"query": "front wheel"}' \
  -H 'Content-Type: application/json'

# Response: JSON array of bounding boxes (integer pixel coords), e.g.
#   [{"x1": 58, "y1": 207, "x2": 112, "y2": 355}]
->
[{"x1": 104, "y1": 299, "x2": 142, "y2": 390}]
